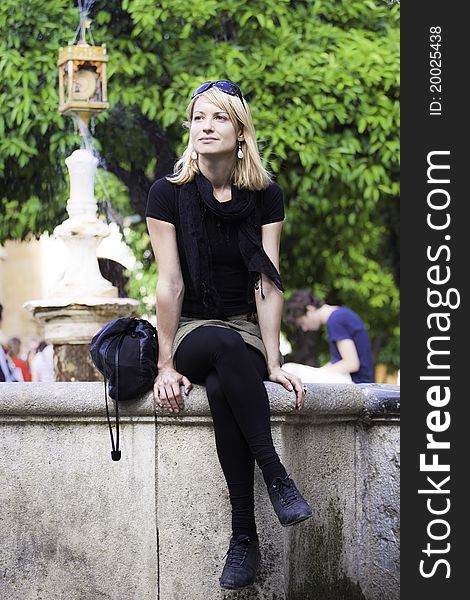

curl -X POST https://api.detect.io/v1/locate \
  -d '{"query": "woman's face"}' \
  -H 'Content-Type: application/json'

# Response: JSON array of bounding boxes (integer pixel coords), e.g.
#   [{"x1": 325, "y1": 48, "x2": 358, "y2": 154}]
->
[{"x1": 190, "y1": 97, "x2": 241, "y2": 158}]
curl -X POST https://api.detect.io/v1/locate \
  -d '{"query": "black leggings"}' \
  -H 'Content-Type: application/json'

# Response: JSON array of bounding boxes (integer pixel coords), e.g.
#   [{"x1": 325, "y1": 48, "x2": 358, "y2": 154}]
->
[{"x1": 175, "y1": 326, "x2": 287, "y2": 540}]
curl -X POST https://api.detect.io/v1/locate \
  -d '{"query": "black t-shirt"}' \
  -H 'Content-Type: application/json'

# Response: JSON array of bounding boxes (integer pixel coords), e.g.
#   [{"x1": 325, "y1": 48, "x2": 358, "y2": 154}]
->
[{"x1": 146, "y1": 176, "x2": 285, "y2": 318}]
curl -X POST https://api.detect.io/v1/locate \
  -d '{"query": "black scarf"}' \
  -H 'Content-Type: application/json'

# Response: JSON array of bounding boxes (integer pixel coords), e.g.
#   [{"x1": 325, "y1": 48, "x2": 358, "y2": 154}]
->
[{"x1": 179, "y1": 173, "x2": 284, "y2": 319}]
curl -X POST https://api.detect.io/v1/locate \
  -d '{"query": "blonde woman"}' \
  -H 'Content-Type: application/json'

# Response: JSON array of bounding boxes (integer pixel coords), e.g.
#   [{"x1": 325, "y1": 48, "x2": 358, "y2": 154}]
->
[{"x1": 146, "y1": 80, "x2": 312, "y2": 590}]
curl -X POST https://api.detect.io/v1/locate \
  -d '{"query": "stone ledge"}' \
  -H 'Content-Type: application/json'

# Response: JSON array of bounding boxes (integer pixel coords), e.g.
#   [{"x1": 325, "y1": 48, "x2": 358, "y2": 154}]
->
[
  {"x1": 358, "y1": 383, "x2": 400, "y2": 417},
  {"x1": 0, "y1": 381, "x2": 400, "y2": 421},
  {"x1": 0, "y1": 381, "x2": 400, "y2": 599}
]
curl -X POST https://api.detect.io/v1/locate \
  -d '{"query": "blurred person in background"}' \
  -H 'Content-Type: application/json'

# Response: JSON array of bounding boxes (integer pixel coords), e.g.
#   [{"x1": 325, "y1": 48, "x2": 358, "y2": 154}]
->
[
  {"x1": 0, "y1": 302, "x2": 6, "y2": 346},
  {"x1": 26, "y1": 336, "x2": 41, "y2": 368},
  {"x1": 31, "y1": 341, "x2": 55, "y2": 382},
  {"x1": 285, "y1": 290, "x2": 374, "y2": 384},
  {"x1": 7, "y1": 337, "x2": 32, "y2": 382},
  {"x1": 0, "y1": 344, "x2": 16, "y2": 382},
  {"x1": 0, "y1": 303, "x2": 19, "y2": 382}
]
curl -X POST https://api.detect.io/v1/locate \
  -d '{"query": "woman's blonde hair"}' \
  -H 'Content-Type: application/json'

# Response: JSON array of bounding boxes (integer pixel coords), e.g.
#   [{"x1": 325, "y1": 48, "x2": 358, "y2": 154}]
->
[{"x1": 168, "y1": 86, "x2": 272, "y2": 190}]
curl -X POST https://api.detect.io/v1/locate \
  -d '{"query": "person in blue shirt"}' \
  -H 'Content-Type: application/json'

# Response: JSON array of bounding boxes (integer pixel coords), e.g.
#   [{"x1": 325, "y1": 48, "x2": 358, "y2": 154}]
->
[{"x1": 285, "y1": 290, "x2": 374, "y2": 383}]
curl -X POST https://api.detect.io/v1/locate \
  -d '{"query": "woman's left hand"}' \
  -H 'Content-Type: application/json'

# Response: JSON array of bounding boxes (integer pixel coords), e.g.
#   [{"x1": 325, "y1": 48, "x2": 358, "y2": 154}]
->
[{"x1": 268, "y1": 366, "x2": 305, "y2": 410}]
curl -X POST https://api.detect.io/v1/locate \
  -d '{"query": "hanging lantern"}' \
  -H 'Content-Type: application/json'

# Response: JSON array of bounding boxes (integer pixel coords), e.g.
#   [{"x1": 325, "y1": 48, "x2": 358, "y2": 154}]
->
[{"x1": 57, "y1": 15, "x2": 109, "y2": 129}]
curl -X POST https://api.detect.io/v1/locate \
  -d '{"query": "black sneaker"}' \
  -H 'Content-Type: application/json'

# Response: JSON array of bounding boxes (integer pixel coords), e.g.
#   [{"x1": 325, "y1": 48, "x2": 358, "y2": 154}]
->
[
  {"x1": 268, "y1": 475, "x2": 313, "y2": 527},
  {"x1": 219, "y1": 534, "x2": 261, "y2": 590}
]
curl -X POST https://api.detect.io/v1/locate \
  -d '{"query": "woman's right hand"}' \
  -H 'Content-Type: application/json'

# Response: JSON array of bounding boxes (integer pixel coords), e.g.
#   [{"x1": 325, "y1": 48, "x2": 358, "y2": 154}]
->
[{"x1": 154, "y1": 367, "x2": 192, "y2": 413}]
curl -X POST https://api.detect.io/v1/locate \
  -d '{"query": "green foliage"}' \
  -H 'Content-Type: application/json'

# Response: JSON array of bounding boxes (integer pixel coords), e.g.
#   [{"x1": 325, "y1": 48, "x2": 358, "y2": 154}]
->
[
  {"x1": 0, "y1": 1, "x2": 83, "y2": 240},
  {"x1": 122, "y1": 223, "x2": 156, "y2": 318},
  {"x1": 0, "y1": 0, "x2": 399, "y2": 369}
]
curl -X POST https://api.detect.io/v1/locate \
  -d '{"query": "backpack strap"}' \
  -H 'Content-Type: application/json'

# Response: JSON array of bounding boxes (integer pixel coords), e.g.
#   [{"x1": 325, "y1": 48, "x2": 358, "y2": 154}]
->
[{"x1": 104, "y1": 331, "x2": 127, "y2": 461}]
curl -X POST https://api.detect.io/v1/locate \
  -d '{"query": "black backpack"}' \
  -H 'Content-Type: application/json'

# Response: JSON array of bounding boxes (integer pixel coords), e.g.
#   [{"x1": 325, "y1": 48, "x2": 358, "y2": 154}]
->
[{"x1": 90, "y1": 317, "x2": 158, "y2": 461}]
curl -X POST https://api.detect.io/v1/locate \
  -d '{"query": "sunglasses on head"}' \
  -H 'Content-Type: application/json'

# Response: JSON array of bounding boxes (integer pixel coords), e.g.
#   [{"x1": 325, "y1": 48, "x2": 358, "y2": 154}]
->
[{"x1": 191, "y1": 80, "x2": 246, "y2": 109}]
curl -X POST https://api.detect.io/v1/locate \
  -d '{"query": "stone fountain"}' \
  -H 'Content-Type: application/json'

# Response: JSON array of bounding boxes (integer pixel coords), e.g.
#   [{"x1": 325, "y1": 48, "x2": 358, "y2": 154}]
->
[{"x1": 24, "y1": 13, "x2": 138, "y2": 381}]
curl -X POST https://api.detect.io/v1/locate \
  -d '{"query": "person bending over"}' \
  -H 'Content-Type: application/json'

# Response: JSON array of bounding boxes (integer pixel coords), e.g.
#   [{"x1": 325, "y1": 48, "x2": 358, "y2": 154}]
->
[{"x1": 285, "y1": 290, "x2": 374, "y2": 383}]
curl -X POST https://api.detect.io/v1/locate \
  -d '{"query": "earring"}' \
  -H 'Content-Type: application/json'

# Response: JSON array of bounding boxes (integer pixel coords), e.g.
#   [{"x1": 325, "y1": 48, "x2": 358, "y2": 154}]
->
[
  {"x1": 237, "y1": 141, "x2": 244, "y2": 159},
  {"x1": 191, "y1": 150, "x2": 198, "y2": 160}
]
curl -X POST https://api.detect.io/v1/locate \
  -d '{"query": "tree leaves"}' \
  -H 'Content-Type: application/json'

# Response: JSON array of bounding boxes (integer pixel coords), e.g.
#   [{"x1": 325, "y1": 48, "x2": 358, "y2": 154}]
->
[{"x1": 0, "y1": 0, "x2": 400, "y2": 368}]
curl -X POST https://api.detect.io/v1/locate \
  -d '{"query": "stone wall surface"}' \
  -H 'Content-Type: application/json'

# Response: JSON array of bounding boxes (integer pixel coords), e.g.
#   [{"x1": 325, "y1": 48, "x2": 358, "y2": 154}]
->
[{"x1": 0, "y1": 382, "x2": 399, "y2": 600}]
